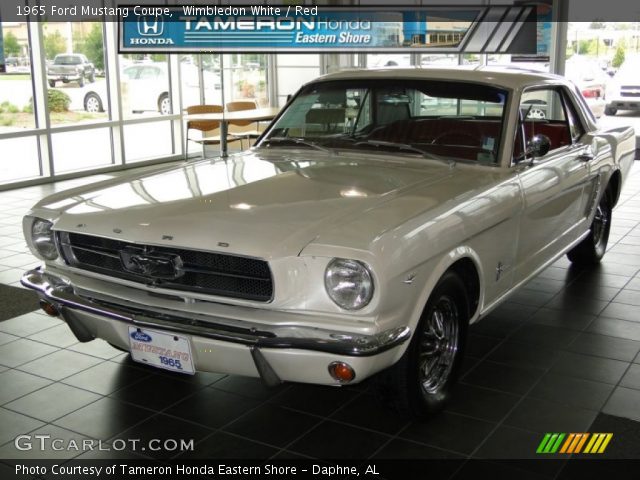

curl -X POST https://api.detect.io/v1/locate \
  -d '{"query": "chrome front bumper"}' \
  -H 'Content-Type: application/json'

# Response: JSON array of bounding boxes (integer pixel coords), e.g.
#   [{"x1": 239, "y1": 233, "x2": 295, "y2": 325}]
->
[{"x1": 21, "y1": 268, "x2": 411, "y2": 384}]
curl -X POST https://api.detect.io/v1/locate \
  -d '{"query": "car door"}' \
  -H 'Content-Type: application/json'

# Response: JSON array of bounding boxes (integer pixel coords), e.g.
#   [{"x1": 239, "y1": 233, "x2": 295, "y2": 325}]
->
[
  {"x1": 135, "y1": 65, "x2": 164, "y2": 112},
  {"x1": 513, "y1": 86, "x2": 592, "y2": 283}
]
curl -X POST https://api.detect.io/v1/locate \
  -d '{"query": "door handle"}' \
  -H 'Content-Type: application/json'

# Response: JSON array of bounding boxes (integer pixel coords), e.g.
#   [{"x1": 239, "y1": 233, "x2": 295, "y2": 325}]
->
[{"x1": 577, "y1": 148, "x2": 594, "y2": 162}]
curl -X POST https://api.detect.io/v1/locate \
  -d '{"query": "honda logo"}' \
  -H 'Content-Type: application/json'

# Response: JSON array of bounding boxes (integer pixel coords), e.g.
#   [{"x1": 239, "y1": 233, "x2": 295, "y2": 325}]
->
[{"x1": 138, "y1": 16, "x2": 164, "y2": 36}]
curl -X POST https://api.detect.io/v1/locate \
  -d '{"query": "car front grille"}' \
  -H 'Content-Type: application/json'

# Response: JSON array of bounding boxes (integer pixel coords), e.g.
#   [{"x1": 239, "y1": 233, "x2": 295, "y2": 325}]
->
[
  {"x1": 620, "y1": 87, "x2": 640, "y2": 97},
  {"x1": 58, "y1": 232, "x2": 273, "y2": 302}
]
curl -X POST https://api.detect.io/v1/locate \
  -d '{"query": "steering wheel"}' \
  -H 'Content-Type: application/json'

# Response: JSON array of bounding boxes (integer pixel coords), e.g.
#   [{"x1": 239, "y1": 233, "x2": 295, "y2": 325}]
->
[{"x1": 431, "y1": 131, "x2": 479, "y2": 146}]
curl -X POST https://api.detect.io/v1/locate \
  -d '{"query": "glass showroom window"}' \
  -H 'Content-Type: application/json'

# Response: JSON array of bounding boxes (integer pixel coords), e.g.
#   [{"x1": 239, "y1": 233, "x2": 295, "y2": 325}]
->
[
  {"x1": 118, "y1": 53, "x2": 172, "y2": 119},
  {"x1": 487, "y1": 54, "x2": 550, "y2": 72},
  {"x1": 181, "y1": 54, "x2": 223, "y2": 107},
  {"x1": 43, "y1": 22, "x2": 109, "y2": 125},
  {"x1": 43, "y1": 22, "x2": 113, "y2": 175},
  {"x1": 0, "y1": 20, "x2": 39, "y2": 183},
  {"x1": 220, "y1": 54, "x2": 269, "y2": 107},
  {"x1": 0, "y1": 21, "x2": 35, "y2": 130},
  {"x1": 275, "y1": 54, "x2": 320, "y2": 106},
  {"x1": 366, "y1": 53, "x2": 412, "y2": 68}
]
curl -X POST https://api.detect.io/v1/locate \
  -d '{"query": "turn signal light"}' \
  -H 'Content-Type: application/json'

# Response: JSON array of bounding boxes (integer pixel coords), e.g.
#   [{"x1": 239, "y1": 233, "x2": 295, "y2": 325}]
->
[
  {"x1": 328, "y1": 362, "x2": 356, "y2": 383},
  {"x1": 39, "y1": 300, "x2": 59, "y2": 317}
]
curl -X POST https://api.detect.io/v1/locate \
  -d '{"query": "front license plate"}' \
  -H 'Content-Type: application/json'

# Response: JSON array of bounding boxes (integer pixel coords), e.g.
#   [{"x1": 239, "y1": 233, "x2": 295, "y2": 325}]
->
[{"x1": 128, "y1": 327, "x2": 195, "y2": 375}]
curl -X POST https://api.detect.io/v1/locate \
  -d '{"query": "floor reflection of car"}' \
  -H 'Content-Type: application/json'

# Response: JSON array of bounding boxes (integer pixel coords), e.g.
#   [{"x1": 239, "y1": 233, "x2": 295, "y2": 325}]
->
[
  {"x1": 605, "y1": 56, "x2": 640, "y2": 116},
  {"x1": 83, "y1": 62, "x2": 220, "y2": 115},
  {"x1": 565, "y1": 56, "x2": 607, "y2": 118}
]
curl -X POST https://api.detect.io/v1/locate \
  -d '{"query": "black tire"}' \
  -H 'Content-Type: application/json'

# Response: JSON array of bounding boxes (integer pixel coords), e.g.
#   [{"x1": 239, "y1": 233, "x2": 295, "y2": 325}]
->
[
  {"x1": 78, "y1": 75, "x2": 85, "y2": 88},
  {"x1": 604, "y1": 106, "x2": 617, "y2": 116},
  {"x1": 567, "y1": 190, "x2": 612, "y2": 265},
  {"x1": 84, "y1": 92, "x2": 103, "y2": 113},
  {"x1": 373, "y1": 271, "x2": 469, "y2": 417},
  {"x1": 48, "y1": 80, "x2": 56, "y2": 88}
]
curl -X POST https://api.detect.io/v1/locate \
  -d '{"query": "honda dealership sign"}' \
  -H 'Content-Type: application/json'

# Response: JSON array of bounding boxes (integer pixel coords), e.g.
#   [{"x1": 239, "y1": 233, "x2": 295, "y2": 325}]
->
[{"x1": 119, "y1": 5, "x2": 541, "y2": 53}]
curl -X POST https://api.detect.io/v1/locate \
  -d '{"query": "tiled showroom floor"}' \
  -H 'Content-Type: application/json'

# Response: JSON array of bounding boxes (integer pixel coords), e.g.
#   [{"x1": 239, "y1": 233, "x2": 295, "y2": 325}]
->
[{"x1": 1, "y1": 161, "x2": 640, "y2": 477}]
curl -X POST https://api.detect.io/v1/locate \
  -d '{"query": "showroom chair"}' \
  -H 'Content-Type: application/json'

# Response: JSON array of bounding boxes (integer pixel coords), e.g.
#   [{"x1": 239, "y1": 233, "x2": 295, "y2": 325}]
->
[
  {"x1": 226, "y1": 100, "x2": 262, "y2": 149},
  {"x1": 184, "y1": 105, "x2": 240, "y2": 160}
]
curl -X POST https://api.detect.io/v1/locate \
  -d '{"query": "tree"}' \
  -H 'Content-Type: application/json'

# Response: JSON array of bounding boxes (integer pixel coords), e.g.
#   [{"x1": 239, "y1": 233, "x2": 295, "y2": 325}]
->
[
  {"x1": 44, "y1": 31, "x2": 66, "y2": 60},
  {"x1": 577, "y1": 38, "x2": 596, "y2": 55},
  {"x1": 76, "y1": 24, "x2": 104, "y2": 71},
  {"x1": 612, "y1": 44, "x2": 626, "y2": 68},
  {"x1": 3, "y1": 32, "x2": 21, "y2": 57}
]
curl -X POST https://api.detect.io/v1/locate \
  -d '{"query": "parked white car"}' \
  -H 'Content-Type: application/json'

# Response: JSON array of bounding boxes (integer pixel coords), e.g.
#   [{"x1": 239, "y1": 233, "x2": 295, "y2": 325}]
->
[
  {"x1": 605, "y1": 56, "x2": 640, "y2": 116},
  {"x1": 565, "y1": 56, "x2": 608, "y2": 118},
  {"x1": 82, "y1": 63, "x2": 170, "y2": 114},
  {"x1": 82, "y1": 62, "x2": 220, "y2": 114},
  {"x1": 22, "y1": 68, "x2": 635, "y2": 416}
]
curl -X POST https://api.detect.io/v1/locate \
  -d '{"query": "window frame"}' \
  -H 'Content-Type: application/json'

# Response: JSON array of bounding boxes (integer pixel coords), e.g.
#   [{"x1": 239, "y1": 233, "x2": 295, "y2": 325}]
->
[{"x1": 512, "y1": 83, "x2": 581, "y2": 166}]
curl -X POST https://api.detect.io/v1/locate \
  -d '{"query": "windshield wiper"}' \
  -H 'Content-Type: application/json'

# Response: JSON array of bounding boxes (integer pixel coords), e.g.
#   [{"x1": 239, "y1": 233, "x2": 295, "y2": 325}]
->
[
  {"x1": 354, "y1": 140, "x2": 454, "y2": 166},
  {"x1": 261, "y1": 137, "x2": 333, "y2": 154}
]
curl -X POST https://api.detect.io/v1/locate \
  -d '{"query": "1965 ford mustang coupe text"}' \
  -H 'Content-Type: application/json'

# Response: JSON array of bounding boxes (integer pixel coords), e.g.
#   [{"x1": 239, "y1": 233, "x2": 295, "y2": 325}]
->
[{"x1": 21, "y1": 68, "x2": 636, "y2": 415}]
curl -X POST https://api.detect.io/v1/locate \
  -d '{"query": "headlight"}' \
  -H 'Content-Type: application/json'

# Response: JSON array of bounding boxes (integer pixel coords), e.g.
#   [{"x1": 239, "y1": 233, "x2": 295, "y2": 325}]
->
[
  {"x1": 31, "y1": 218, "x2": 58, "y2": 260},
  {"x1": 324, "y1": 258, "x2": 374, "y2": 310}
]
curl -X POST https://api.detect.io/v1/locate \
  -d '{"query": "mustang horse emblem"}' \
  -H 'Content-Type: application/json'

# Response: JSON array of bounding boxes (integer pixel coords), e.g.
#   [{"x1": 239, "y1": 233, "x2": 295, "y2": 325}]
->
[{"x1": 119, "y1": 247, "x2": 183, "y2": 280}]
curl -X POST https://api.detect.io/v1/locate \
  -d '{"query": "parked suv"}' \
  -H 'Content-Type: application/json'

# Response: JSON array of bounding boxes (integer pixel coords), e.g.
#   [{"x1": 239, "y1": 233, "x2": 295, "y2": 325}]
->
[
  {"x1": 605, "y1": 56, "x2": 640, "y2": 115},
  {"x1": 47, "y1": 54, "x2": 95, "y2": 88}
]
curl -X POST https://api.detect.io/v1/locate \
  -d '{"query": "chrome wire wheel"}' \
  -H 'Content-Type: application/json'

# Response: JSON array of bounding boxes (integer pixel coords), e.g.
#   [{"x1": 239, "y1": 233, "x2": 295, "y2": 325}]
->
[
  {"x1": 419, "y1": 296, "x2": 459, "y2": 395},
  {"x1": 592, "y1": 201, "x2": 610, "y2": 256}
]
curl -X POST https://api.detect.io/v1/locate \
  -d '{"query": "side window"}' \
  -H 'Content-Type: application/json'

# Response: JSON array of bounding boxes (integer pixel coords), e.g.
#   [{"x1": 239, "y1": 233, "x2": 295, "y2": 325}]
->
[
  {"x1": 139, "y1": 67, "x2": 160, "y2": 80},
  {"x1": 562, "y1": 90, "x2": 585, "y2": 142},
  {"x1": 122, "y1": 67, "x2": 138, "y2": 80},
  {"x1": 518, "y1": 88, "x2": 572, "y2": 157}
]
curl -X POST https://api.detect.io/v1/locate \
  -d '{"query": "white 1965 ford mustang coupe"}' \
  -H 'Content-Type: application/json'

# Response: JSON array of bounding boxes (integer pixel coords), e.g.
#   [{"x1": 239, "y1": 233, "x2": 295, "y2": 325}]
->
[{"x1": 22, "y1": 68, "x2": 636, "y2": 415}]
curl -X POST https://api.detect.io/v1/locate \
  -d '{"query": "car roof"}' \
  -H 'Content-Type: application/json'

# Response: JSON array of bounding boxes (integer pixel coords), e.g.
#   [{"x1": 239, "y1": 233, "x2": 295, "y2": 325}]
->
[{"x1": 314, "y1": 66, "x2": 568, "y2": 90}]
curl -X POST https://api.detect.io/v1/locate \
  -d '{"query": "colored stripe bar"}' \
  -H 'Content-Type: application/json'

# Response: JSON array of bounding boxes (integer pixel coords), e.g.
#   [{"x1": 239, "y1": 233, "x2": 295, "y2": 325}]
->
[
  {"x1": 543, "y1": 433, "x2": 560, "y2": 453},
  {"x1": 567, "y1": 433, "x2": 584, "y2": 454},
  {"x1": 598, "y1": 433, "x2": 613, "y2": 453},
  {"x1": 560, "y1": 433, "x2": 576, "y2": 454},
  {"x1": 550, "y1": 433, "x2": 566, "y2": 453},
  {"x1": 538, "y1": 433, "x2": 613, "y2": 455},
  {"x1": 574, "y1": 433, "x2": 590, "y2": 453},
  {"x1": 586, "y1": 433, "x2": 603, "y2": 453},
  {"x1": 584, "y1": 433, "x2": 599, "y2": 453},
  {"x1": 537, "y1": 433, "x2": 553, "y2": 453}
]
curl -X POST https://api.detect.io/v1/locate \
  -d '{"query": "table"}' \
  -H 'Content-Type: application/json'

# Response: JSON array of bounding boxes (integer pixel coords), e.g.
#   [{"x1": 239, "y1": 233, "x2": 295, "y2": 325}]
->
[{"x1": 184, "y1": 107, "x2": 281, "y2": 157}]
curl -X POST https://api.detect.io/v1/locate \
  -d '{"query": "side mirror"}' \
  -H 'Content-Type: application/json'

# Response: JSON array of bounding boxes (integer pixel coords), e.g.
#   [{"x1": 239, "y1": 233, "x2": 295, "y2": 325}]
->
[{"x1": 527, "y1": 134, "x2": 551, "y2": 158}]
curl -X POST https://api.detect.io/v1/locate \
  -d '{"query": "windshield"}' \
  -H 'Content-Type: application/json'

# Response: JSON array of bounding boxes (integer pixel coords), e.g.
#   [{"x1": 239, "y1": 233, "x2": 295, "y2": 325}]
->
[
  {"x1": 260, "y1": 79, "x2": 508, "y2": 164},
  {"x1": 54, "y1": 55, "x2": 81, "y2": 65}
]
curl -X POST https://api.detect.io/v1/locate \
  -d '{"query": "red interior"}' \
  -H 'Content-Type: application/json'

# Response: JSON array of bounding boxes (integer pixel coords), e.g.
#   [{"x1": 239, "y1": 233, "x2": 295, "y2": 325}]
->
[{"x1": 366, "y1": 118, "x2": 572, "y2": 161}]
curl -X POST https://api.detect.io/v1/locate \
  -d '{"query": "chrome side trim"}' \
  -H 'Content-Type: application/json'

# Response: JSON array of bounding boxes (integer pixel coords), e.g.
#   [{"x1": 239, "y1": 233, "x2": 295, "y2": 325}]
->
[
  {"x1": 21, "y1": 268, "x2": 411, "y2": 358},
  {"x1": 479, "y1": 228, "x2": 591, "y2": 319}
]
